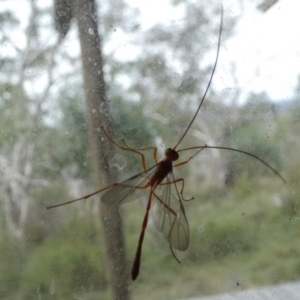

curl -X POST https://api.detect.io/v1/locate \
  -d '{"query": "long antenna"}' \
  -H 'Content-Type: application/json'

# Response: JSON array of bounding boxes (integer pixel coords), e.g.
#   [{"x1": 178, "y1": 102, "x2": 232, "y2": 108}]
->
[
  {"x1": 173, "y1": 5, "x2": 223, "y2": 150},
  {"x1": 177, "y1": 145, "x2": 286, "y2": 184}
]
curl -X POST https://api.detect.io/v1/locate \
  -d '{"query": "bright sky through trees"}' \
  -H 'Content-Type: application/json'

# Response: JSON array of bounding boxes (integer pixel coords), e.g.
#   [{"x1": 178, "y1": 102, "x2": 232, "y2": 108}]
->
[
  {"x1": 129, "y1": 0, "x2": 300, "y2": 102},
  {"x1": 2, "y1": 0, "x2": 299, "y2": 103}
]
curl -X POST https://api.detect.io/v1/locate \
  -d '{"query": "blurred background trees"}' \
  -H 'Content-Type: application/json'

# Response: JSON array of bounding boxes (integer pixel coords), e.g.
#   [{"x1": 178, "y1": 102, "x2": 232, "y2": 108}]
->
[{"x1": 0, "y1": 0, "x2": 298, "y2": 299}]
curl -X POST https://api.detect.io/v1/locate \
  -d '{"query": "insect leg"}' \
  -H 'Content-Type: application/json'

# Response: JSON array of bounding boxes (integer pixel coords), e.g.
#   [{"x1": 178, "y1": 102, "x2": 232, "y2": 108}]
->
[
  {"x1": 47, "y1": 182, "x2": 150, "y2": 209},
  {"x1": 47, "y1": 182, "x2": 121, "y2": 209},
  {"x1": 173, "y1": 147, "x2": 205, "y2": 168},
  {"x1": 159, "y1": 178, "x2": 193, "y2": 202},
  {"x1": 101, "y1": 126, "x2": 149, "y2": 170},
  {"x1": 122, "y1": 139, "x2": 158, "y2": 165},
  {"x1": 153, "y1": 191, "x2": 177, "y2": 216},
  {"x1": 152, "y1": 191, "x2": 181, "y2": 263}
]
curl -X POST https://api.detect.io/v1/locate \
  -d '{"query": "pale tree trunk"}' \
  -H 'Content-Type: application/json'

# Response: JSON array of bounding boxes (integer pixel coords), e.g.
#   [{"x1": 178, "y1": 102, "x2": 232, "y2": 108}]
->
[
  {"x1": 73, "y1": 0, "x2": 130, "y2": 299},
  {"x1": 1, "y1": 0, "x2": 56, "y2": 241}
]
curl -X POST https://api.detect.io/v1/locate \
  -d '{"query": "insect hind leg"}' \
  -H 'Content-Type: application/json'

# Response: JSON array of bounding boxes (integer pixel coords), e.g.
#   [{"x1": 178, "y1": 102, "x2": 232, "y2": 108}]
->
[{"x1": 174, "y1": 147, "x2": 205, "y2": 168}]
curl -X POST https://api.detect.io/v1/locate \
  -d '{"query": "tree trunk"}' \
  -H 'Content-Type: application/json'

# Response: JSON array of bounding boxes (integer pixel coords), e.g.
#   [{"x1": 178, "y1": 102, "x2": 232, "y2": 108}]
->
[{"x1": 73, "y1": 0, "x2": 130, "y2": 299}]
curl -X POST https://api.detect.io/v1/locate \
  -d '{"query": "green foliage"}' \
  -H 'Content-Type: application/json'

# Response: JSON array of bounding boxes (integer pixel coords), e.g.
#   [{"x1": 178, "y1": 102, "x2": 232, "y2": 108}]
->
[
  {"x1": 1, "y1": 0, "x2": 299, "y2": 299},
  {"x1": 110, "y1": 91, "x2": 154, "y2": 149},
  {"x1": 0, "y1": 236, "x2": 24, "y2": 298},
  {"x1": 55, "y1": 89, "x2": 91, "y2": 179},
  {"x1": 196, "y1": 181, "x2": 228, "y2": 204},
  {"x1": 20, "y1": 222, "x2": 106, "y2": 299},
  {"x1": 229, "y1": 124, "x2": 283, "y2": 180},
  {"x1": 0, "y1": 83, "x2": 27, "y2": 147},
  {"x1": 193, "y1": 218, "x2": 256, "y2": 262},
  {"x1": 0, "y1": 10, "x2": 19, "y2": 29},
  {"x1": 280, "y1": 161, "x2": 300, "y2": 217}
]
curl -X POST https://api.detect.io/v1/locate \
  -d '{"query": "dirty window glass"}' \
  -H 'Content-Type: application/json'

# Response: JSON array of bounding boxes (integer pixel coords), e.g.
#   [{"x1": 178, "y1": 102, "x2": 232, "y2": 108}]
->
[{"x1": 0, "y1": 0, "x2": 298, "y2": 299}]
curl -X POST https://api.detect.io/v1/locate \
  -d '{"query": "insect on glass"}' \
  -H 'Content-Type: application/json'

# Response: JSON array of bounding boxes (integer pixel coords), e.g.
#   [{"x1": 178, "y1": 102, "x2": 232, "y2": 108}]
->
[{"x1": 47, "y1": 6, "x2": 285, "y2": 281}]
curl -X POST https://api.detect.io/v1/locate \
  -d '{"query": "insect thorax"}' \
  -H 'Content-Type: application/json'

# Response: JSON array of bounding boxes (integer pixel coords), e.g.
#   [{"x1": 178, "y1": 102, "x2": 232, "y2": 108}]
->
[{"x1": 165, "y1": 148, "x2": 179, "y2": 161}]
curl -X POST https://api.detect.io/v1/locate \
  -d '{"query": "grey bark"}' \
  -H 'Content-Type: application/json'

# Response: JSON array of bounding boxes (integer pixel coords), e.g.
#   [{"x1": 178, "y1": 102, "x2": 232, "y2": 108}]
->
[{"x1": 73, "y1": 0, "x2": 130, "y2": 299}]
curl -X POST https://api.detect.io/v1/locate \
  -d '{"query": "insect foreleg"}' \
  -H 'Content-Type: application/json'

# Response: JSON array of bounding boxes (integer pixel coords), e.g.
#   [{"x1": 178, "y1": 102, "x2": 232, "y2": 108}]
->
[{"x1": 174, "y1": 147, "x2": 205, "y2": 168}]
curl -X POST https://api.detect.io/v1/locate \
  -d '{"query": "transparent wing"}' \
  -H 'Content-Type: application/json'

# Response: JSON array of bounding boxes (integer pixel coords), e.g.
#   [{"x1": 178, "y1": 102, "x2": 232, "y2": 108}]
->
[
  {"x1": 101, "y1": 165, "x2": 157, "y2": 206},
  {"x1": 151, "y1": 174, "x2": 189, "y2": 251}
]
